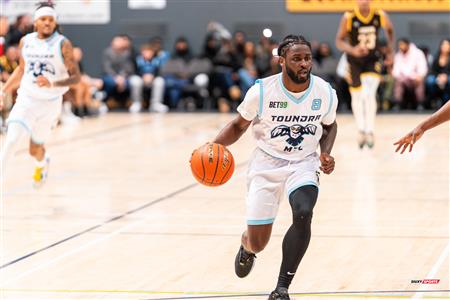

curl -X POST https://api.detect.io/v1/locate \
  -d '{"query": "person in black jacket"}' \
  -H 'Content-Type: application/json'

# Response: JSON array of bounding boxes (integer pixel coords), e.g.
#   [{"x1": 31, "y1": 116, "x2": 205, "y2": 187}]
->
[{"x1": 426, "y1": 39, "x2": 450, "y2": 107}]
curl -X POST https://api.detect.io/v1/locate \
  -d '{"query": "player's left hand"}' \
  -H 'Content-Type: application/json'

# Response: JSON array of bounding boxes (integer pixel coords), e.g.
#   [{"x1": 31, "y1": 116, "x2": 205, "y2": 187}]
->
[
  {"x1": 36, "y1": 76, "x2": 52, "y2": 88},
  {"x1": 320, "y1": 153, "x2": 335, "y2": 174}
]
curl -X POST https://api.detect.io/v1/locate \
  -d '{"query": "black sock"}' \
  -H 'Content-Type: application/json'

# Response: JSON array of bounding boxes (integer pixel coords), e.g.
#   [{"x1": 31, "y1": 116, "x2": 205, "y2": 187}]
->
[{"x1": 276, "y1": 185, "x2": 318, "y2": 289}]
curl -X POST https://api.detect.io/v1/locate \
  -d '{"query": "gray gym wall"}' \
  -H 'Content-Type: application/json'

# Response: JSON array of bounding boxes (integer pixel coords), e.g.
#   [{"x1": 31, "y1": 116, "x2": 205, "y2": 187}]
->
[{"x1": 60, "y1": 0, "x2": 450, "y2": 77}]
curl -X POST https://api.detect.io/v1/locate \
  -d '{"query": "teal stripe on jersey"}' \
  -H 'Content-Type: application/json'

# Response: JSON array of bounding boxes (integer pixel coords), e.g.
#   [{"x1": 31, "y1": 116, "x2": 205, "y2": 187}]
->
[
  {"x1": 324, "y1": 83, "x2": 334, "y2": 118},
  {"x1": 256, "y1": 79, "x2": 263, "y2": 117}
]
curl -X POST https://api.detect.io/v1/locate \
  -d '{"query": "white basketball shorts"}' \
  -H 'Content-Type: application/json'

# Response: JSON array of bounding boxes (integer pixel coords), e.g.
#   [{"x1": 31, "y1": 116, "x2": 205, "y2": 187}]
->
[
  {"x1": 6, "y1": 93, "x2": 62, "y2": 144},
  {"x1": 246, "y1": 148, "x2": 320, "y2": 225}
]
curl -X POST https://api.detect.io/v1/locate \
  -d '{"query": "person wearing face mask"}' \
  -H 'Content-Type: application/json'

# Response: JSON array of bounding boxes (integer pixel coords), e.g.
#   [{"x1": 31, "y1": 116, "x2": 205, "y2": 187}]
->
[
  {"x1": 101, "y1": 34, "x2": 143, "y2": 113},
  {"x1": 161, "y1": 37, "x2": 211, "y2": 110}
]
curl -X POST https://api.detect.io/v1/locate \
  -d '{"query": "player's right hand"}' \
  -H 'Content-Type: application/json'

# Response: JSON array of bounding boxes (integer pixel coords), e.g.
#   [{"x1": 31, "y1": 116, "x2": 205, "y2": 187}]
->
[
  {"x1": 36, "y1": 75, "x2": 52, "y2": 88},
  {"x1": 393, "y1": 126, "x2": 425, "y2": 154}
]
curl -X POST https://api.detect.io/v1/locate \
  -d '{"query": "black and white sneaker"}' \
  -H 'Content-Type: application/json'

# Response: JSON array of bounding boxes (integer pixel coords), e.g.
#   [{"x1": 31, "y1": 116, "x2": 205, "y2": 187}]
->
[
  {"x1": 268, "y1": 287, "x2": 290, "y2": 300},
  {"x1": 234, "y1": 245, "x2": 256, "y2": 278}
]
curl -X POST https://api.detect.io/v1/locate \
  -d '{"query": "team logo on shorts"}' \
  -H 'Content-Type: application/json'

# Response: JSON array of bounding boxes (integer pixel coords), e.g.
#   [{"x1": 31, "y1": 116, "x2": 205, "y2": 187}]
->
[
  {"x1": 271, "y1": 124, "x2": 317, "y2": 148},
  {"x1": 28, "y1": 60, "x2": 55, "y2": 77}
]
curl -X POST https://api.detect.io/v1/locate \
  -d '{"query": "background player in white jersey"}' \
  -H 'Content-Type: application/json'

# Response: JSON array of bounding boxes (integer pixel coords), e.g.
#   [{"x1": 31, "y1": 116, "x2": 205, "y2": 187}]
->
[
  {"x1": 213, "y1": 35, "x2": 338, "y2": 300},
  {"x1": 0, "y1": 2, "x2": 80, "y2": 187},
  {"x1": 335, "y1": 0, "x2": 395, "y2": 149},
  {"x1": 394, "y1": 100, "x2": 450, "y2": 153}
]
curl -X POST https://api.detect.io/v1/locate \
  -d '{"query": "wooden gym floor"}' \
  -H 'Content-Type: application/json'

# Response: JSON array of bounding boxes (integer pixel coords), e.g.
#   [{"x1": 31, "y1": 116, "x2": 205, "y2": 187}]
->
[{"x1": 0, "y1": 113, "x2": 449, "y2": 300}]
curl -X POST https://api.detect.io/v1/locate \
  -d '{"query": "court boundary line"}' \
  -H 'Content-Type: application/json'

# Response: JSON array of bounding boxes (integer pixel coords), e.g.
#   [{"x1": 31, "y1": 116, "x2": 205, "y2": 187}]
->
[
  {"x1": 0, "y1": 183, "x2": 194, "y2": 269},
  {"x1": 2, "y1": 115, "x2": 448, "y2": 293},
  {"x1": 0, "y1": 164, "x2": 248, "y2": 286},
  {"x1": 0, "y1": 161, "x2": 247, "y2": 270},
  {"x1": 1, "y1": 114, "x2": 227, "y2": 269},
  {"x1": 91, "y1": 231, "x2": 450, "y2": 240},
  {"x1": 2, "y1": 288, "x2": 449, "y2": 299}
]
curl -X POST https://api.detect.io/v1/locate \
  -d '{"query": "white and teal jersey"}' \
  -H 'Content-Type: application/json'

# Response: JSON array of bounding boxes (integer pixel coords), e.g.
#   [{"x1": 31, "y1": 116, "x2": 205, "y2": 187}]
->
[
  {"x1": 18, "y1": 32, "x2": 69, "y2": 101},
  {"x1": 237, "y1": 73, "x2": 338, "y2": 161}
]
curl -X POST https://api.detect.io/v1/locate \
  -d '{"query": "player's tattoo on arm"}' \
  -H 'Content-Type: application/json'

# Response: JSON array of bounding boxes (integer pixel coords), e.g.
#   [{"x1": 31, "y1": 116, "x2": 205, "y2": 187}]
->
[
  {"x1": 320, "y1": 121, "x2": 337, "y2": 154},
  {"x1": 52, "y1": 39, "x2": 81, "y2": 87}
]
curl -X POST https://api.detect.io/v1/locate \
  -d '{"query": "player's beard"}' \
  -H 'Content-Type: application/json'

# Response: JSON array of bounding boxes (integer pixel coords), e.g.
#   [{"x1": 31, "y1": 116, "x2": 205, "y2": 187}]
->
[{"x1": 286, "y1": 62, "x2": 311, "y2": 84}]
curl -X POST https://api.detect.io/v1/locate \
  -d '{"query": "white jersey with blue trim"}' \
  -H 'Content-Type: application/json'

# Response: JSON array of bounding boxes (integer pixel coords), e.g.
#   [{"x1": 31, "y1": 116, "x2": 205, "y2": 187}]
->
[
  {"x1": 237, "y1": 73, "x2": 338, "y2": 161},
  {"x1": 18, "y1": 32, "x2": 69, "y2": 100}
]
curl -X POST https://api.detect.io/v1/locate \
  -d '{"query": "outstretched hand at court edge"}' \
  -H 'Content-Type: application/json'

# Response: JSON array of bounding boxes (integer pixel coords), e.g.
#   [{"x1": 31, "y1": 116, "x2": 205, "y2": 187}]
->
[
  {"x1": 394, "y1": 101, "x2": 450, "y2": 154},
  {"x1": 394, "y1": 126, "x2": 425, "y2": 154},
  {"x1": 320, "y1": 153, "x2": 335, "y2": 174}
]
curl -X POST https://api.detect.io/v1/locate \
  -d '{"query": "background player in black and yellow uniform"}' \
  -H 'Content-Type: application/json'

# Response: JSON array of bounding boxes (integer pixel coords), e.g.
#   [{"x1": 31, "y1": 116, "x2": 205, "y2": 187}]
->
[{"x1": 336, "y1": 0, "x2": 394, "y2": 148}]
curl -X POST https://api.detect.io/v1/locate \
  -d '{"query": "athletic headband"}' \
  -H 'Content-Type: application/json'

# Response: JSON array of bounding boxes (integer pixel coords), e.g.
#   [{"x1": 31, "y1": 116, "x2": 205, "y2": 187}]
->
[{"x1": 34, "y1": 7, "x2": 57, "y2": 22}]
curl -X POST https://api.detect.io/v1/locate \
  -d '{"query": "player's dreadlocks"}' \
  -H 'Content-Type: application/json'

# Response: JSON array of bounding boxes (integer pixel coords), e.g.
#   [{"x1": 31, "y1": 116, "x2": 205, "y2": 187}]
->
[{"x1": 277, "y1": 35, "x2": 312, "y2": 57}]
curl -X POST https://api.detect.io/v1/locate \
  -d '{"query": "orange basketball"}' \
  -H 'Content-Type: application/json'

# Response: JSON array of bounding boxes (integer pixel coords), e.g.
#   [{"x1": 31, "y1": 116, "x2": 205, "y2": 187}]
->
[{"x1": 190, "y1": 143, "x2": 235, "y2": 186}]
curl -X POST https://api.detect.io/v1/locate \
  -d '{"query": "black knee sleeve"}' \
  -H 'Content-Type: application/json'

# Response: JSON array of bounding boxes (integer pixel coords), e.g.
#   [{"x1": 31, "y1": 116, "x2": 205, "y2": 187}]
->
[{"x1": 289, "y1": 185, "x2": 318, "y2": 225}]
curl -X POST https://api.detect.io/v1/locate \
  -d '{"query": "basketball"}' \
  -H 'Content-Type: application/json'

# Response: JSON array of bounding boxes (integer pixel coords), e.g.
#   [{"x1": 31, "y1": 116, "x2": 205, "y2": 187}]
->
[{"x1": 190, "y1": 143, "x2": 235, "y2": 186}]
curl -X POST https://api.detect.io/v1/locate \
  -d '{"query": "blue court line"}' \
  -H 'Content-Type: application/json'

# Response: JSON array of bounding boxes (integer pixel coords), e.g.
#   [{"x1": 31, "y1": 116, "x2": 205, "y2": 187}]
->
[
  {"x1": 92, "y1": 231, "x2": 450, "y2": 240},
  {"x1": 1, "y1": 115, "x2": 228, "y2": 269},
  {"x1": 145, "y1": 289, "x2": 450, "y2": 300},
  {"x1": 0, "y1": 160, "x2": 248, "y2": 270},
  {"x1": 3, "y1": 288, "x2": 448, "y2": 298},
  {"x1": 0, "y1": 182, "x2": 196, "y2": 269}
]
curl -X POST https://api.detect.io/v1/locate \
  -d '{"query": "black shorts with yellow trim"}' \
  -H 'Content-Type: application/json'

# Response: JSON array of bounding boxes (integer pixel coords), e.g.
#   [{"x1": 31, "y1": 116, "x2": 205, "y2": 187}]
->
[{"x1": 347, "y1": 56, "x2": 382, "y2": 89}]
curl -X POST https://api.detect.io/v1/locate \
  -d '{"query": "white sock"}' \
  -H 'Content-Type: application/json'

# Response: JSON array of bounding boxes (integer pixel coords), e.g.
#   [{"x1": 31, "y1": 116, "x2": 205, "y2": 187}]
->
[
  {"x1": 361, "y1": 76, "x2": 380, "y2": 134},
  {"x1": 350, "y1": 88, "x2": 365, "y2": 133},
  {"x1": 35, "y1": 157, "x2": 46, "y2": 168}
]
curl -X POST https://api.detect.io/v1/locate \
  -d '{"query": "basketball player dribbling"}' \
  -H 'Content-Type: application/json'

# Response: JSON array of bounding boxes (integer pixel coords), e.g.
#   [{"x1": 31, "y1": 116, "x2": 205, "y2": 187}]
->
[
  {"x1": 212, "y1": 35, "x2": 338, "y2": 300},
  {"x1": 394, "y1": 100, "x2": 450, "y2": 153},
  {"x1": 335, "y1": 0, "x2": 394, "y2": 149},
  {"x1": 0, "y1": 2, "x2": 80, "y2": 187}
]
